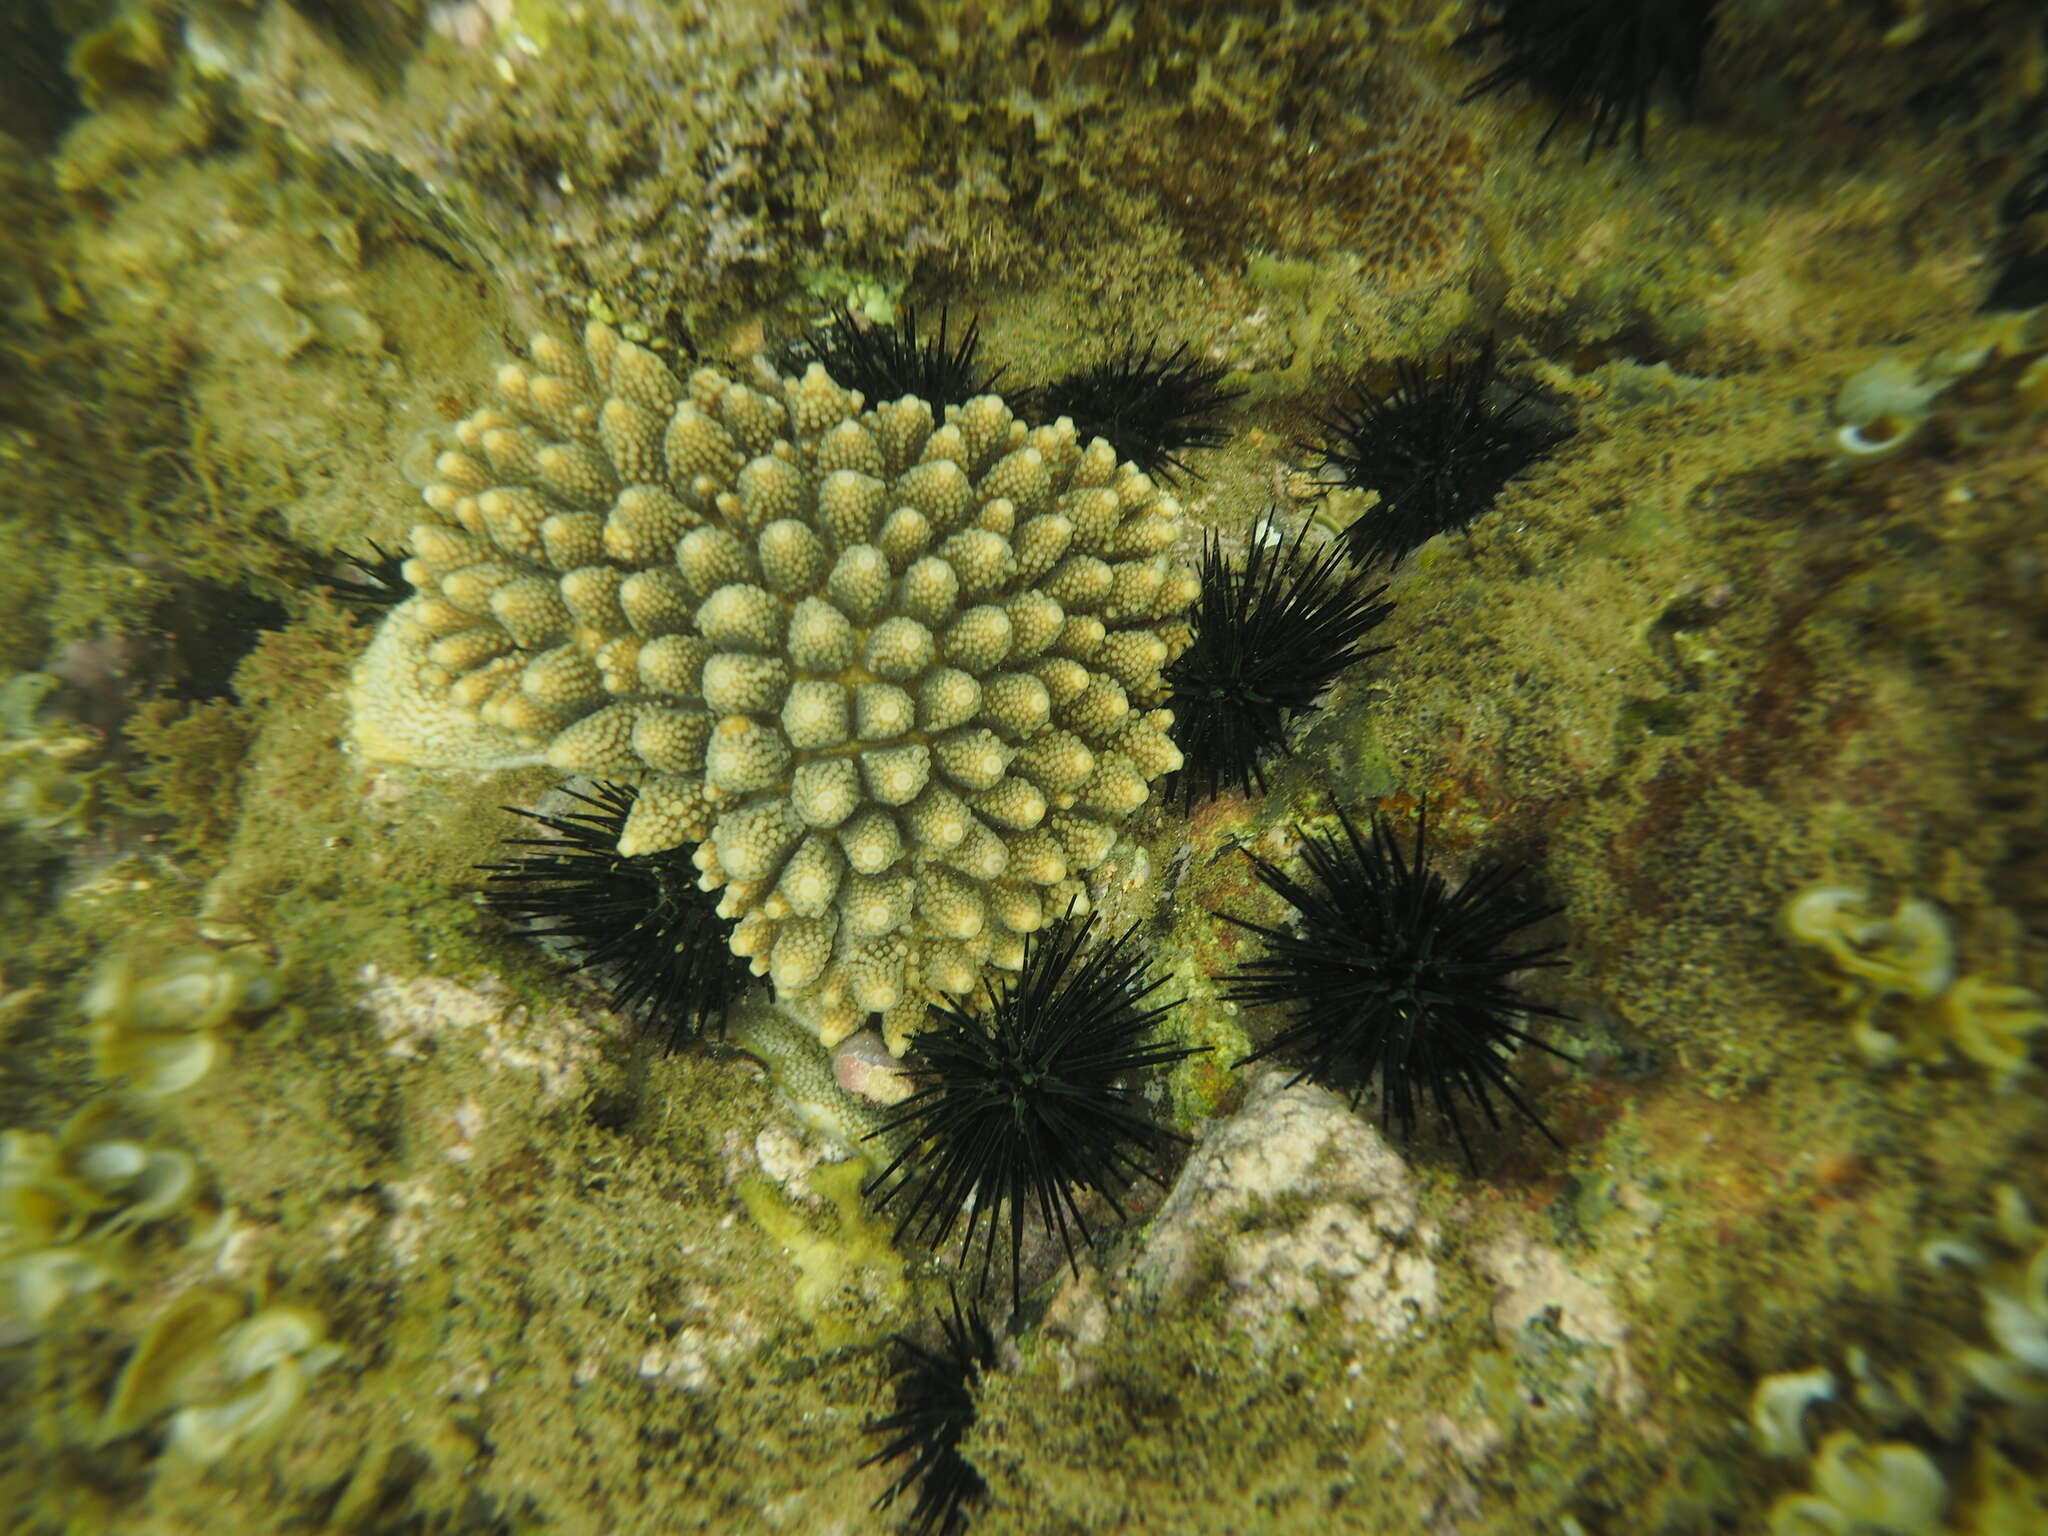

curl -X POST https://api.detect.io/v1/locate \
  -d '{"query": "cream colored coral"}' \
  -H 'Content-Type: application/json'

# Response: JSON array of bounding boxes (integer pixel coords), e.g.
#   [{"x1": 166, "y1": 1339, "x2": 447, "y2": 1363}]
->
[{"x1": 355, "y1": 323, "x2": 1195, "y2": 1049}]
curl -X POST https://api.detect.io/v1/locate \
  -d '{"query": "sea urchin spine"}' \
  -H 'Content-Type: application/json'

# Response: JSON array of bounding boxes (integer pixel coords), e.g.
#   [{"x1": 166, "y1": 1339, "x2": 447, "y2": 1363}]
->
[
  {"x1": 477, "y1": 781, "x2": 749, "y2": 1047},
  {"x1": 1025, "y1": 336, "x2": 1244, "y2": 482},
  {"x1": 1163, "y1": 522, "x2": 1393, "y2": 805},
  {"x1": 1458, "y1": 0, "x2": 1721, "y2": 157},
  {"x1": 324, "y1": 539, "x2": 412, "y2": 611},
  {"x1": 864, "y1": 911, "x2": 1200, "y2": 1305},
  {"x1": 1308, "y1": 336, "x2": 1567, "y2": 570},
  {"x1": 864, "y1": 1290, "x2": 1001, "y2": 1536},
  {"x1": 1223, "y1": 801, "x2": 1574, "y2": 1166},
  {"x1": 779, "y1": 304, "x2": 1005, "y2": 412}
]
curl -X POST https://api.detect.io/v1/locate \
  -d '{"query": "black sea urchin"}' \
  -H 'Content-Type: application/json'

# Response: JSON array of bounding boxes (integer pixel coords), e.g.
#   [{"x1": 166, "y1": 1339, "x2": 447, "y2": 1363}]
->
[
  {"x1": 1984, "y1": 149, "x2": 2048, "y2": 313},
  {"x1": 323, "y1": 540, "x2": 411, "y2": 611},
  {"x1": 1163, "y1": 523, "x2": 1393, "y2": 805},
  {"x1": 1026, "y1": 337, "x2": 1244, "y2": 481},
  {"x1": 865, "y1": 913, "x2": 1199, "y2": 1305},
  {"x1": 864, "y1": 1291, "x2": 1000, "y2": 1536},
  {"x1": 1224, "y1": 802, "x2": 1573, "y2": 1166},
  {"x1": 1309, "y1": 337, "x2": 1566, "y2": 570},
  {"x1": 1458, "y1": 0, "x2": 1720, "y2": 157},
  {"x1": 477, "y1": 781, "x2": 748, "y2": 1047},
  {"x1": 781, "y1": 305, "x2": 1004, "y2": 412}
]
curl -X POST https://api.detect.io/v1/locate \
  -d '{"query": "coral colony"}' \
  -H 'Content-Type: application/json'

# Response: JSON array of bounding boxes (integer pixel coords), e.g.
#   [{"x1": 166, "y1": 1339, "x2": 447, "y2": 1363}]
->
[{"x1": 353, "y1": 322, "x2": 1195, "y2": 1054}]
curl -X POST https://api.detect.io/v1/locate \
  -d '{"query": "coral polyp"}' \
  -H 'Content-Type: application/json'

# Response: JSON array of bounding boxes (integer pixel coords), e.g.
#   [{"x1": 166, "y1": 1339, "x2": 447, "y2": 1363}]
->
[
  {"x1": 351, "y1": 321, "x2": 1197, "y2": 1051},
  {"x1": 1223, "y1": 802, "x2": 1573, "y2": 1165},
  {"x1": 864, "y1": 912, "x2": 1198, "y2": 1304}
]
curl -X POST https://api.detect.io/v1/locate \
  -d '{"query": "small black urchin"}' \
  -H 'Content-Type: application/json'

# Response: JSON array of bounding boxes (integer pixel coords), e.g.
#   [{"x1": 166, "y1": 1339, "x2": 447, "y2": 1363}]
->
[
  {"x1": 865, "y1": 913, "x2": 1199, "y2": 1305},
  {"x1": 1163, "y1": 523, "x2": 1393, "y2": 805},
  {"x1": 1026, "y1": 336, "x2": 1244, "y2": 481},
  {"x1": 1308, "y1": 337, "x2": 1566, "y2": 570},
  {"x1": 780, "y1": 305, "x2": 1004, "y2": 412},
  {"x1": 863, "y1": 1291, "x2": 1000, "y2": 1536},
  {"x1": 1223, "y1": 802, "x2": 1574, "y2": 1166},
  {"x1": 324, "y1": 540, "x2": 412, "y2": 611},
  {"x1": 477, "y1": 782, "x2": 749, "y2": 1047},
  {"x1": 1984, "y1": 149, "x2": 2048, "y2": 313},
  {"x1": 1458, "y1": 0, "x2": 1720, "y2": 157}
]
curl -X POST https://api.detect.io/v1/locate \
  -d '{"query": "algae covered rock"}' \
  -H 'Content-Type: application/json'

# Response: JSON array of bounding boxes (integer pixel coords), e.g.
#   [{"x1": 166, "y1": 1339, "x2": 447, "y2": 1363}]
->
[{"x1": 1134, "y1": 1068, "x2": 1441, "y2": 1343}]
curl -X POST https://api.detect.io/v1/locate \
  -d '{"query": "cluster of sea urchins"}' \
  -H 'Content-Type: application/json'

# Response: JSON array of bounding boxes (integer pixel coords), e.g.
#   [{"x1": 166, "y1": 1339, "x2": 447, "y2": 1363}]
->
[{"x1": 462, "y1": 307, "x2": 1578, "y2": 1536}]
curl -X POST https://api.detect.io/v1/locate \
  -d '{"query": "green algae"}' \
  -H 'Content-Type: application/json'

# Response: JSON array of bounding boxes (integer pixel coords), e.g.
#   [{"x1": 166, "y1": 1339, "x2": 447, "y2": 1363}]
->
[
  {"x1": 737, "y1": 1159, "x2": 909, "y2": 1349},
  {"x1": 0, "y1": 0, "x2": 2043, "y2": 1531},
  {"x1": 1244, "y1": 253, "x2": 1355, "y2": 398}
]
